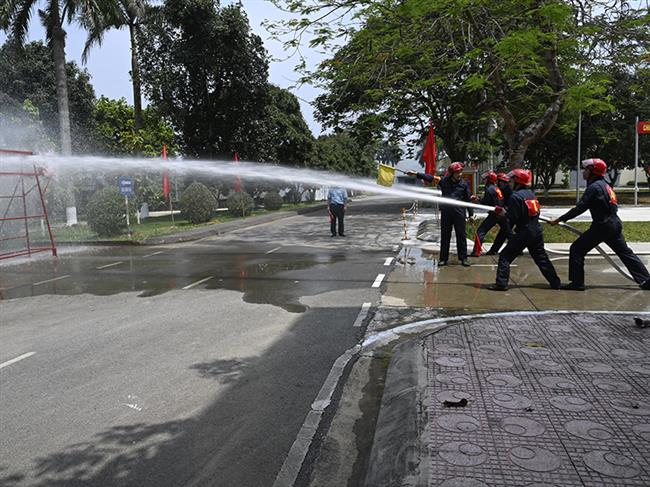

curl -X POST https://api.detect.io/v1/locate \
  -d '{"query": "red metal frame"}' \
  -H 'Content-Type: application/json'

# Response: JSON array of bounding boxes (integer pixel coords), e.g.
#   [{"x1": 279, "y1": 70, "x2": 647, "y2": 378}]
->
[{"x1": 0, "y1": 148, "x2": 57, "y2": 260}]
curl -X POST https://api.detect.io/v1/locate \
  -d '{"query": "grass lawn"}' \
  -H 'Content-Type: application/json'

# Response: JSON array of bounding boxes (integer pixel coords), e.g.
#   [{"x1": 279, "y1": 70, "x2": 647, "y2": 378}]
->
[
  {"x1": 51, "y1": 202, "x2": 321, "y2": 243},
  {"x1": 538, "y1": 190, "x2": 650, "y2": 206},
  {"x1": 476, "y1": 219, "x2": 650, "y2": 243}
]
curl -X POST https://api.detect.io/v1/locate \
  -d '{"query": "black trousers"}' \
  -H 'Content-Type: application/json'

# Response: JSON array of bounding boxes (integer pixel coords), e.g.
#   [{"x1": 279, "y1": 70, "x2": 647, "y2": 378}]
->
[
  {"x1": 472, "y1": 213, "x2": 509, "y2": 254},
  {"x1": 440, "y1": 211, "x2": 467, "y2": 261},
  {"x1": 496, "y1": 226, "x2": 560, "y2": 288},
  {"x1": 329, "y1": 203, "x2": 345, "y2": 235},
  {"x1": 491, "y1": 218, "x2": 510, "y2": 254},
  {"x1": 569, "y1": 219, "x2": 650, "y2": 285}
]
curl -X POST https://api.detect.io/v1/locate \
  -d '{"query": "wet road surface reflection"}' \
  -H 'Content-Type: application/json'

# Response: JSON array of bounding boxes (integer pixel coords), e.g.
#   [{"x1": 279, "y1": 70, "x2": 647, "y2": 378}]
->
[{"x1": 0, "y1": 243, "x2": 350, "y2": 312}]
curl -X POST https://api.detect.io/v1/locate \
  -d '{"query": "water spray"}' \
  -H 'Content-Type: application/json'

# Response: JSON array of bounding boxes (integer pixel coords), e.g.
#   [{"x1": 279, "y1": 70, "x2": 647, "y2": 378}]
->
[{"x1": 2, "y1": 153, "x2": 636, "y2": 282}]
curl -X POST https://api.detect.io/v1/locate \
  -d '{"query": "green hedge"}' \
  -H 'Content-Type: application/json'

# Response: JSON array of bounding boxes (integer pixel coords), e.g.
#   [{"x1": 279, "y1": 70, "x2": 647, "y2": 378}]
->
[
  {"x1": 86, "y1": 188, "x2": 136, "y2": 236},
  {"x1": 180, "y1": 182, "x2": 216, "y2": 223}
]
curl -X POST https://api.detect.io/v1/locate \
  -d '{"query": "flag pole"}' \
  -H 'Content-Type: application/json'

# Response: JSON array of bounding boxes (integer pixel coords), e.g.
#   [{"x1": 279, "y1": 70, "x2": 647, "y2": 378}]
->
[
  {"x1": 163, "y1": 144, "x2": 174, "y2": 224},
  {"x1": 634, "y1": 116, "x2": 639, "y2": 206}
]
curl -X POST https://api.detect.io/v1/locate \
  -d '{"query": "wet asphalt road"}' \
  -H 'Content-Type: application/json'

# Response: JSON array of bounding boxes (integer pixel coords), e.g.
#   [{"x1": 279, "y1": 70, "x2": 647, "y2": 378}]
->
[{"x1": 0, "y1": 198, "x2": 408, "y2": 487}]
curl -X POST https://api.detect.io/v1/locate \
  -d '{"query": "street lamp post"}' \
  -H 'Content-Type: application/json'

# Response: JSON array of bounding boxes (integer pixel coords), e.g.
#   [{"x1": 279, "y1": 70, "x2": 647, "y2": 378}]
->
[{"x1": 576, "y1": 111, "x2": 582, "y2": 203}]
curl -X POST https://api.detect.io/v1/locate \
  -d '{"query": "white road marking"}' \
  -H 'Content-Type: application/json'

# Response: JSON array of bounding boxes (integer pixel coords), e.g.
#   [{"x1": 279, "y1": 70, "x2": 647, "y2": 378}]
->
[
  {"x1": 550, "y1": 256, "x2": 601, "y2": 262},
  {"x1": 372, "y1": 274, "x2": 386, "y2": 288},
  {"x1": 384, "y1": 257, "x2": 394, "y2": 266},
  {"x1": 182, "y1": 276, "x2": 214, "y2": 290},
  {"x1": 33, "y1": 275, "x2": 70, "y2": 286},
  {"x1": 352, "y1": 302, "x2": 372, "y2": 327},
  {"x1": 0, "y1": 352, "x2": 36, "y2": 370},
  {"x1": 266, "y1": 247, "x2": 282, "y2": 254},
  {"x1": 143, "y1": 251, "x2": 163, "y2": 258},
  {"x1": 96, "y1": 261, "x2": 124, "y2": 270},
  {"x1": 472, "y1": 264, "x2": 518, "y2": 267}
]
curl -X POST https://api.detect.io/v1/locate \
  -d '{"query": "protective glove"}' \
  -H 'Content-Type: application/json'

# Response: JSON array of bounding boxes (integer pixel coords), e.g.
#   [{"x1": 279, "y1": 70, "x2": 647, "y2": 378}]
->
[
  {"x1": 494, "y1": 206, "x2": 505, "y2": 216},
  {"x1": 470, "y1": 195, "x2": 478, "y2": 202},
  {"x1": 548, "y1": 218, "x2": 560, "y2": 226}
]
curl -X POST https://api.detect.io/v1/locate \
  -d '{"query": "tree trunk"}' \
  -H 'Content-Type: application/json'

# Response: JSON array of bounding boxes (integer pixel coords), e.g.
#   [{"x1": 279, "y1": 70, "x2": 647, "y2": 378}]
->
[
  {"x1": 508, "y1": 145, "x2": 527, "y2": 168},
  {"x1": 129, "y1": 23, "x2": 143, "y2": 130},
  {"x1": 50, "y1": 18, "x2": 72, "y2": 155}
]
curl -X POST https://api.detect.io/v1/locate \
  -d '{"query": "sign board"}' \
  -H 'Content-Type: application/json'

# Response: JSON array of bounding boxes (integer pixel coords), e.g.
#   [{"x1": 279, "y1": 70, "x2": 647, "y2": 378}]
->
[
  {"x1": 638, "y1": 121, "x2": 650, "y2": 135},
  {"x1": 119, "y1": 177, "x2": 134, "y2": 196}
]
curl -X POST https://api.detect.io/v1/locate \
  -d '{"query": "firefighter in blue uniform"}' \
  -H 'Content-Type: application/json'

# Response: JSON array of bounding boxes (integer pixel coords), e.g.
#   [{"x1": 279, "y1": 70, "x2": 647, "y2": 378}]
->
[
  {"x1": 549, "y1": 158, "x2": 650, "y2": 290},
  {"x1": 488, "y1": 169, "x2": 561, "y2": 291},
  {"x1": 471, "y1": 171, "x2": 508, "y2": 256},
  {"x1": 408, "y1": 162, "x2": 474, "y2": 266},
  {"x1": 489, "y1": 172, "x2": 512, "y2": 254}
]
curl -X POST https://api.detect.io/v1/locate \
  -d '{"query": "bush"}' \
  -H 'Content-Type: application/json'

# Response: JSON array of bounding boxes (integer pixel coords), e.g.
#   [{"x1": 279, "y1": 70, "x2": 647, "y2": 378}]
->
[
  {"x1": 227, "y1": 191, "x2": 254, "y2": 217},
  {"x1": 180, "y1": 182, "x2": 216, "y2": 223},
  {"x1": 284, "y1": 188, "x2": 302, "y2": 204},
  {"x1": 264, "y1": 192, "x2": 283, "y2": 211},
  {"x1": 86, "y1": 188, "x2": 135, "y2": 236}
]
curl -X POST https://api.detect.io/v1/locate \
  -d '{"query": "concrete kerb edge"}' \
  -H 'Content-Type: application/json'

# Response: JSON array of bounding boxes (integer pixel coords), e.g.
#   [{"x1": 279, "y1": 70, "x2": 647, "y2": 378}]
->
[
  {"x1": 276, "y1": 309, "x2": 650, "y2": 487},
  {"x1": 273, "y1": 344, "x2": 362, "y2": 487}
]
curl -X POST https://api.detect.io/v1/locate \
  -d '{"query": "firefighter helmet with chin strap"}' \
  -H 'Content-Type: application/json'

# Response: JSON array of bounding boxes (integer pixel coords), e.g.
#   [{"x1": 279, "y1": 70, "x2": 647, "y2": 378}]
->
[
  {"x1": 497, "y1": 172, "x2": 510, "y2": 182},
  {"x1": 508, "y1": 169, "x2": 532, "y2": 186},
  {"x1": 448, "y1": 162, "x2": 465, "y2": 174},
  {"x1": 482, "y1": 171, "x2": 497, "y2": 184},
  {"x1": 581, "y1": 158, "x2": 607, "y2": 177}
]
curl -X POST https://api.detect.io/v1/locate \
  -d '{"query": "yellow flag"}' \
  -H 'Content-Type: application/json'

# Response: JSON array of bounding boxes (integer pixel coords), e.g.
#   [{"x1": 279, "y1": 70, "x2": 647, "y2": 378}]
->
[{"x1": 377, "y1": 164, "x2": 396, "y2": 187}]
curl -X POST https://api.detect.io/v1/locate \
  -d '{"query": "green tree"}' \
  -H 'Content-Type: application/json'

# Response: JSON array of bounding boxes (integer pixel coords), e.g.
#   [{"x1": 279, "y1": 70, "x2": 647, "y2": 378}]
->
[
  {"x1": 257, "y1": 85, "x2": 315, "y2": 165},
  {"x1": 309, "y1": 131, "x2": 376, "y2": 175},
  {"x1": 2, "y1": 0, "x2": 105, "y2": 155},
  {"x1": 81, "y1": 0, "x2": 148, "y2": 129},
  {"x1": 138, "y1": 1, "x2": 269, "y2": 159},
  {"x1": 0, "y1": 40, "x2": 97, "y2": 153},
  {"x1": 269, "y1": 0, "x2": 646, "y2": 167},
  {"x1": 92, "y1": 96, "x2": 174, "y2": 156}
]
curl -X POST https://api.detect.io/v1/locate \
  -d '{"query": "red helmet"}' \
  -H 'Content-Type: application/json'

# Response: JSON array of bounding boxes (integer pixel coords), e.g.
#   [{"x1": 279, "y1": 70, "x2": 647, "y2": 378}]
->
[
  {"x1": 448, "y1": 162, "x2": 465, "y2": 174},
  {"x1": 482, "y1": 171, "x2": 497, "y2": 184},
  {"x1": 497, "y1": 172, "x2": 510, "y2": 182},
  {"x1": 582, "y1": 158, "x2": 607, "y2": 176},
  {"x1": 508, "y1": 169, "x2": 532, "y2": 186}
]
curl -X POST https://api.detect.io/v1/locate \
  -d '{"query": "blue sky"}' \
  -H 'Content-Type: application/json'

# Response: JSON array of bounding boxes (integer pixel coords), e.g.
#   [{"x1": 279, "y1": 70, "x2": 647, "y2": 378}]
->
[{"x1": 0, "y1": 0, "x2": 326, "y2": 135}]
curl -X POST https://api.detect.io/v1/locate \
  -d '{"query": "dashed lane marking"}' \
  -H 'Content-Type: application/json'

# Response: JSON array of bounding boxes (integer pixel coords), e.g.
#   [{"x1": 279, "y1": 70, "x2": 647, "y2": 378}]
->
[
  {"x1": 182, "y1": 276, "x2": 214, "y2": 290},
  {"x1": 384, "y1": 257, "x2": 394, "y2": 266},
  {"x1": 0, "y1": 352, "x2": 36, "y2": 370},
  {"x1": 96, "y1": 261, "x2": 124, "y2": 270},
  {"x1": 33, "y1": 275, "x2": 70, "y2": 286},
  {"x1": 371, "y1": 274, "x2": 385, "y2": 288},
  {"x1": 266, "y1": 247, "x2": 282, "y2": 254},
  {"x1": 143, "y1": 251, "x2": 164, "y2": 258},
  {"x1": 352, "y1": 303, "x2": 372, "y2": 327}
]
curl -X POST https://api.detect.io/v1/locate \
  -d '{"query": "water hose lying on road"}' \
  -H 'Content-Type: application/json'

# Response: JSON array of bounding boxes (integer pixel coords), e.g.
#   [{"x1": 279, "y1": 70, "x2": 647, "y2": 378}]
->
[{"x1": 537, "y1": 215, "x2": 634, "y2": 282}]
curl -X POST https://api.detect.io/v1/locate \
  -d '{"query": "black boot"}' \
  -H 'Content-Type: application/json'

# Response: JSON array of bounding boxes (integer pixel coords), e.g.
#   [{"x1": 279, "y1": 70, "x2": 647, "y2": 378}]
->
[{"x1": 561, "y1": 282, "x2": 586, "y2": 291}]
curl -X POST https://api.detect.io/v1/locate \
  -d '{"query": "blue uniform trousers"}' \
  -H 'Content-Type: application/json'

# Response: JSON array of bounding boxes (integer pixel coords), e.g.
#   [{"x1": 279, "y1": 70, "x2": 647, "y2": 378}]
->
[
  {"x1": 440, "y1": 210, "x2": 467, "y2": 261},
  {"x1": 496, "y1": 227, "x2": 560, "y2": 288},
  {"x1": 569, "y1": 219, "x2": 650, "y2": 285}
]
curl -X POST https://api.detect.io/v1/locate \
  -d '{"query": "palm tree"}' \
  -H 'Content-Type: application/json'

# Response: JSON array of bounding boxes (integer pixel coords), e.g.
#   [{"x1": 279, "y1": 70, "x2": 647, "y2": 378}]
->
[
  {"x1": 82, "y1": 0, "x2": 147, "y2": 129},
  {"x1": 3, "y1": 1, "x2": 105, "y2": 155}
]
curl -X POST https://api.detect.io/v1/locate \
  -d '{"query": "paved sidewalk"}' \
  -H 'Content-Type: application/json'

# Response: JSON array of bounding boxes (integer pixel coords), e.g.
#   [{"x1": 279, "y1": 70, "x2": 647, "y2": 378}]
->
[{"x1": 365, "y1": 312, "x2": 650, "y2": 486}]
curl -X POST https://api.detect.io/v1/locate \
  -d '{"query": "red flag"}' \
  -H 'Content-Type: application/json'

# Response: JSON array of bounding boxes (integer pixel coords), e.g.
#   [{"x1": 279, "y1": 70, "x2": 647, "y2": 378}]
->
[
  {"x1": 422, "y1": 122, "x2": 436, "y2": 177},
  {"x1": 162, "y1": 144, "x2": 170, "y2": 199},
  {"x1": 234, "y1": 151, "x2": 241, "y2": 193}
]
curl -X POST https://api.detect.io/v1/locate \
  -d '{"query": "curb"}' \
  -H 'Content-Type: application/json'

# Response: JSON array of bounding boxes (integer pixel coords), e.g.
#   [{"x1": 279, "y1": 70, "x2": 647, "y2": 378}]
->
[{"x1": 362, "y1": 339, "x2": 428, "y2": 487}]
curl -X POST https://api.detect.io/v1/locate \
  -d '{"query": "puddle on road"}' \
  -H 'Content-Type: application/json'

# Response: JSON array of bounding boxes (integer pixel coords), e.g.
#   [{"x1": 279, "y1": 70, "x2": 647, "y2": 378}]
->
[{"x1": 0, "y1": 249, "x2": 348, "y2": 313}]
